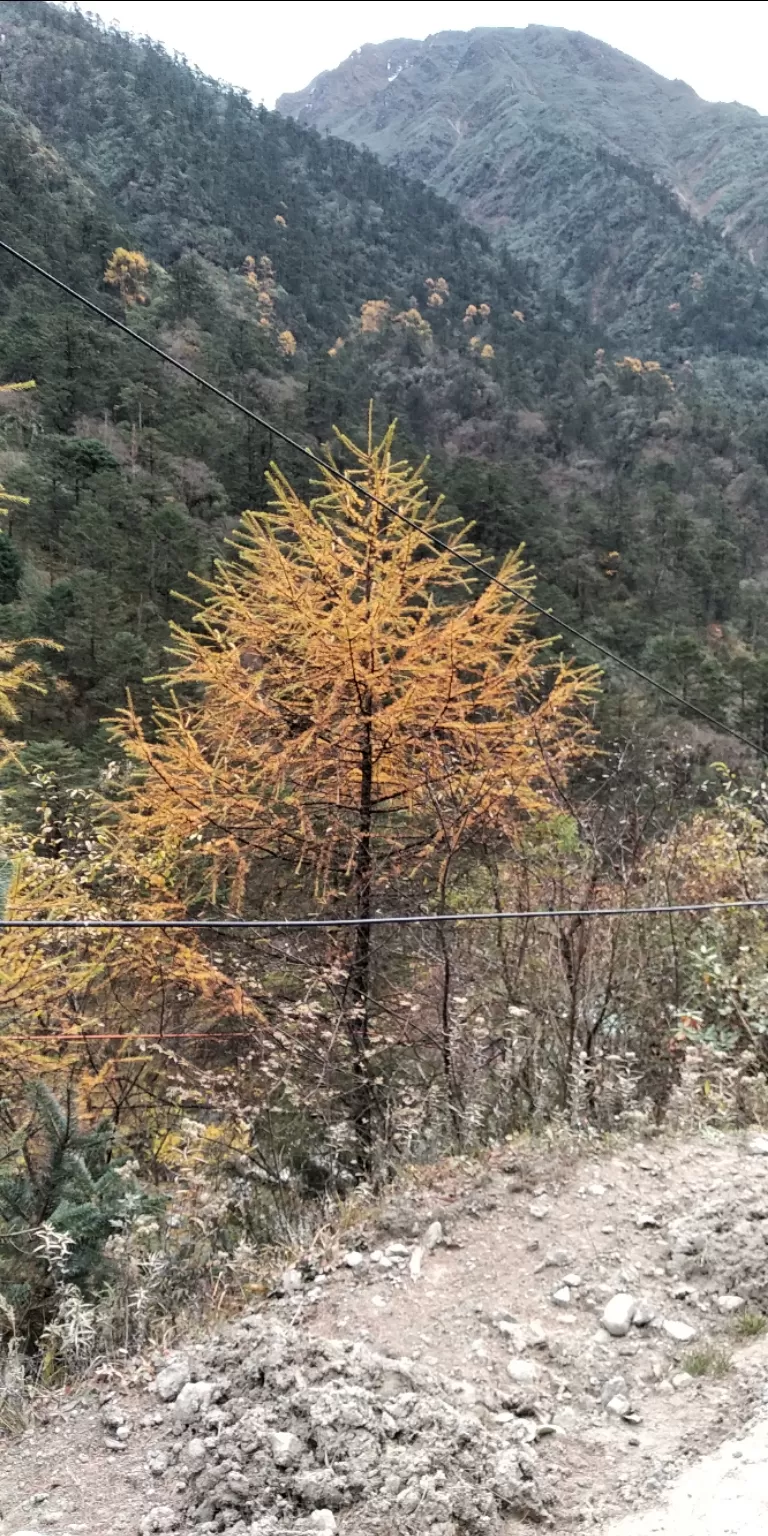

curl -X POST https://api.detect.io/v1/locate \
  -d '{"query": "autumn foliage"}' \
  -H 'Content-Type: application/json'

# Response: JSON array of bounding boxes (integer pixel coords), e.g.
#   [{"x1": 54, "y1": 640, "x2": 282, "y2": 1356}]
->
[
  {"x1": 103, "y1": 247, "x2": 151, "y2": 305},
  {"x1": 114, "y1": 418, "x2": 597, "y2": 1144}
]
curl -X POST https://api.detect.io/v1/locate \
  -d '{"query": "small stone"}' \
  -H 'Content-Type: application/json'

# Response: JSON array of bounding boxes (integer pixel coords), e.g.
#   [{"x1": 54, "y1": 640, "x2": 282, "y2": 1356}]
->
[
  {"x1": 184, "y1": 1438, "x2": 207, "y2": 1470},
  {"x1": 606, "y1": 1394, "x2": 632, "y2": 1417},
  {"x1": 269, "y1": 1429, "x2": 303, "y2": 1467},
  {"x1": 632, "y1": 1302, "x2": 656, "y2": 1327},
  {"x1": 343, "y1": 1251, "x2": 365, "y2": 1269},
  {"x1": 747, "y1": 1136, "x2": 768, "y2": 1156},
  {"x1": 601, "y1": 1375, "x2": 628, "y2": 1406},
  {"x1": 562, "y1": 1273, "x2": 582, "y2": 1288},
  {"x1": 280, "y1": 1267, "x2": 304, "y2": 1292},
  {"x1": 424, "y1": 1220, "x2": 444, "y2": 1251},
  {"x1": 717, "y1": 1294, "x2": 746, "y2": 1314},
  {"x1": 147, "y1": 1450, "x2": 169, "y2": 1477},
  {"x1": 115, "y1": 1423, "x2": 131, "y2": 1442},
  {"x1": 154, "y1": 1360, "x2": 191, "y2": 1403},
  {"x1": 529, "y1": 1199, "x2": 551, "y2": 1220},
  {"x1": 507, "y1": 1357, "x2": 539, "y2": 1383},
  {"x1": 671, "y1": 1371, "x2": 694, "y2": 1388},
  {"x1": 587, "y1": 1182, "x2": 606, "y2": 1196},
  {"x1": 308, "y1": 1515, "x2": 337, "y2": 1534},
  {"x1": 409, "y1": 1246, "x2": 423, "y2": 1280},
  {"x1": 228, "y1": 1470, "x2": 250, "y2": 1496},
  {"x1": 172, "y1": 1381, "x2": 214, "y2": 1424},
  {"x1": 663, "y1": 1319, "x2": 697, "y2": 1343},
  {"x1": 635, "y1": 1213, "x2": 660, "y2": 1229},
  {"x1": 602, "y1": 1294, "x2": 637, "y2": 1337},
  {"x1": 101, "y1": 1401, "x2": 126, "y2": 1431},
  {"x1": 386, "y1": 1242, "x2": 411, "y2": 1257},
  {"x1": 139, "y1": 1511, "x2": 178, "y2": 1536},
  {"x1": 552, "y1": 1286, "x2": 571, "y2": 1307}
]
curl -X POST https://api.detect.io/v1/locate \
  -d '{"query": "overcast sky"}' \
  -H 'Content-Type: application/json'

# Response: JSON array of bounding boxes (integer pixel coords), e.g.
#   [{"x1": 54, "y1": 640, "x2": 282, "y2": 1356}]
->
[{"x1": 69, "y1": 1, "x2": 768, "y2": 114}]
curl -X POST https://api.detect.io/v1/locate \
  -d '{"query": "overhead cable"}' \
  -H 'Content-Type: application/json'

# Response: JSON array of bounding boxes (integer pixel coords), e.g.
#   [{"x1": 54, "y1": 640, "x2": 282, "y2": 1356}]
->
[{"x1": 0, "y1": 895, "x2": 767, "y2": 929}]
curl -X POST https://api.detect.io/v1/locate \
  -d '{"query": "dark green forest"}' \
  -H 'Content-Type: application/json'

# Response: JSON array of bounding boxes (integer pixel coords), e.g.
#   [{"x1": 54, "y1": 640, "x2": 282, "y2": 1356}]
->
[{"x1": 1, "y1": 0, "x2": 768, "y2": 788}]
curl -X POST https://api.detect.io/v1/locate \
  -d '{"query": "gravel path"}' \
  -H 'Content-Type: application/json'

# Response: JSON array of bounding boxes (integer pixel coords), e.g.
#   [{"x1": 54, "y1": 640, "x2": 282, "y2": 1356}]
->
[
  {"x1": 600, "y1": 1415, "x2": 768, "y2": 1535},
  {"x1": 4, "y1": 1129, "x2": 768, "y2": 1534}
]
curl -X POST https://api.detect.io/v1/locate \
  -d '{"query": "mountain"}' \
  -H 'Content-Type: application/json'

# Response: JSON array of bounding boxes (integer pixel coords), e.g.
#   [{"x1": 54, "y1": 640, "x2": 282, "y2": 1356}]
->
[
  {"x1": 0, "y1": 1, "x2": 767, "y2": 781},
  {"x1": 278, "y1": 27, "x2": 768, "y2": 351}
]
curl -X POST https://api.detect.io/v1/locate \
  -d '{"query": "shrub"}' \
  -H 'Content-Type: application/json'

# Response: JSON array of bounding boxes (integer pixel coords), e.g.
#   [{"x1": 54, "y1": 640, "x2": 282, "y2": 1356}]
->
[{"x1": 0, "y1": 1082, "x2": 160, "y2": 1356}]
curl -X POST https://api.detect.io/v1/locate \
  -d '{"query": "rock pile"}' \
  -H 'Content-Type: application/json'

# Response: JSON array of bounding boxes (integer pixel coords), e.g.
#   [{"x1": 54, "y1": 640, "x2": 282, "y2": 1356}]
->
[
  {"x1": 139, "y1": 1314, "x2": 553, "y2": 1535},
  {"x1": 667, "y1": 1175, "x2": 768, "y2": 1311}
]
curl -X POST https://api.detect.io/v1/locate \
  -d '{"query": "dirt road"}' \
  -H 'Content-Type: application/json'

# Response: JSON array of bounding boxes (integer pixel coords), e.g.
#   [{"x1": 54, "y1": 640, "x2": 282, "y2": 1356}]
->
[{"x1": 3, "y1": 1128, "x2": 768, "y2": 1533}]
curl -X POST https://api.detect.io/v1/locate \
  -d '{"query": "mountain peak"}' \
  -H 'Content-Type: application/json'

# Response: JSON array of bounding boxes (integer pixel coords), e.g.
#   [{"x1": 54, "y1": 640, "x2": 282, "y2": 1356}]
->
[{"x1": 278, "y1": 24, "x2": 768, "y2": 267}]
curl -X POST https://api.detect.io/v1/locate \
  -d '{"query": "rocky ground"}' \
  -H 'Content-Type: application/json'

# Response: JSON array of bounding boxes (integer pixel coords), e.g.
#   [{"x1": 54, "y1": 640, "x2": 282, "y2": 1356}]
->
[{"x1": 4, "y1": 1129, "x2": 768, "y2": 1535}]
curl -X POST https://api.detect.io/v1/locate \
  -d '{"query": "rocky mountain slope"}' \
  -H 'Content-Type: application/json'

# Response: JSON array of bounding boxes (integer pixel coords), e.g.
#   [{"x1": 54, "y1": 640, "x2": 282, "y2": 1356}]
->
[{"x1": 279, "y1": 26, "x2": 768, "y2": 344}]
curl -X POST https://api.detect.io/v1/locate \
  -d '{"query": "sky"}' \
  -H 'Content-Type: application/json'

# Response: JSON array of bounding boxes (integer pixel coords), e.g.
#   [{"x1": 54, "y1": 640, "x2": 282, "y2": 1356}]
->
[{"x1": 68, "y1": 1, "x2": 768, "y2": 115}]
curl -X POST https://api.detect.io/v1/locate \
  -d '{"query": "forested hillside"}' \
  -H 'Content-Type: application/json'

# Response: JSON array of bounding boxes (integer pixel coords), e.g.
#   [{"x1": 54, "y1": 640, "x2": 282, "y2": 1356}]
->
[{"x1": 2, "y1": 1, "x2": 768, "y2": 764}]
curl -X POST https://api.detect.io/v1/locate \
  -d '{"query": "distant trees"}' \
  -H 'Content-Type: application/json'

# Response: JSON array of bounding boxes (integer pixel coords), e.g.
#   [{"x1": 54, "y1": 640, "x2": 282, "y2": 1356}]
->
[{"x1": 103, "y1": 248, "x2": 150, "y2": 305}]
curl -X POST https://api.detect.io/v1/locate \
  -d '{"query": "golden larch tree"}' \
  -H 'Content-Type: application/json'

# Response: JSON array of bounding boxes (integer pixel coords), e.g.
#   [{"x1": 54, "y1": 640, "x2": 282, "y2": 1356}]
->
[{"x1": 114, "y1": 419, "x2": 598, "y2": 1143}]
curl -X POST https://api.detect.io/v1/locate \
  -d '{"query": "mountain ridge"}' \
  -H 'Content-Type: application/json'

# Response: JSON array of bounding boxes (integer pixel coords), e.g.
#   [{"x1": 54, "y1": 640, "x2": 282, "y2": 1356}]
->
[
  {"x1": 278, "y1": 24, "x2": 768, "y2": 249},
  {"x1": 278, "y1": 25, "x2": 768, "y2": 337}
]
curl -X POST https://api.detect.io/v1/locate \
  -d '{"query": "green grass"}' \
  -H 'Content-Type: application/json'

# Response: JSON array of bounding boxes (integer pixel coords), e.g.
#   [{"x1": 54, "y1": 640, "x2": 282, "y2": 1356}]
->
[
  {"x1": 681, "y1": 1344, "x2": 731, "y2": 1378},
  {"x1": 731, "y1": 1311, "x2": 768, "y2": 1339}
]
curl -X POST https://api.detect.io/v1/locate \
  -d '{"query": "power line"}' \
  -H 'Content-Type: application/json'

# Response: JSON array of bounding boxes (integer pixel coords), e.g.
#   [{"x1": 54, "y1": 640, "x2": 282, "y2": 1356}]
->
[
  {"x1": 0, "y1": 238, "x2": 762, "y2": 757},
  {"x1": 1, "y1": 1032, "x2": 256, "y2": 1041},
  {"x1": 0, "y1": 896, "x2": 767, "y2": 929}
]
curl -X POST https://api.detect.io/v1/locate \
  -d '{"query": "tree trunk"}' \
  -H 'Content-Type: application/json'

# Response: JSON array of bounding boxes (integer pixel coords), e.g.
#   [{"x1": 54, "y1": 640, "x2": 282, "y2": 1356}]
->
[{"x1": 346, "y1": 688, "x2": 376, "y2": 1156}]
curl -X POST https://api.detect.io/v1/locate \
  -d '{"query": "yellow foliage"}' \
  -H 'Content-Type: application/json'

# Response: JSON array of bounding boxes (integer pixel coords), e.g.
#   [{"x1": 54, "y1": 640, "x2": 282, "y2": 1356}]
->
[
  {"x1": 616, "y1": 356, "x2": 674, "y2": 391},
  {"x1": 463, "y1": 304, "x2": 478, "y2": 325},
  {"x1": 0, "y1": 841, "x2": 261, "y2": 1122},
  {"x1": 103, "y1": 247, "x2": 150, "y2": 306},
  {"x1": 512, "y1": 309, "x2": 525, "y2": 323},
  {"x1": 328, "y1": 336, "x2": 345, "y2": 358},
  {"x1": 244, "y1": 255, "x2": 278, "y2": 329},
  {"x1": 480, "y1": 343, "x2": 495, "y2": 359},
  {"x1": 427, "y1": 291, "x2": 444, "y2": 308},
  {"x1": 274, "y1": 214, "x2": 287, "y2": 228},
  {"x1": 278, "y1": 329, "x2": 297, "y2": 357},
  {"x1": 113, "y1": 416, "x2": 598, "y2": 913},
  {"x1": 0, "y1": 381, "x2": 35, "y2": 511},
  {"x1": 478, "y1": 303, "x2": 491, "y2": 318},
  {"x1": 393, "y1": 307, "x2": 432, "y2": 338},
  {"x1": 469, "y1": 334, "x2": 481, "y2": 350},
  {"x1": 360, "y1": 299, "x2": 391, "y2": 334}
]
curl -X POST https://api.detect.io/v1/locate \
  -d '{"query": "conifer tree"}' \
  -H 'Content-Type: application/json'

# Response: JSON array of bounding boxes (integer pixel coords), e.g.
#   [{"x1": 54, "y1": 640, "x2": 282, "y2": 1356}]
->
[{"x1": 115, "y1": 420, "x2": 597, "y2": 1145}]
